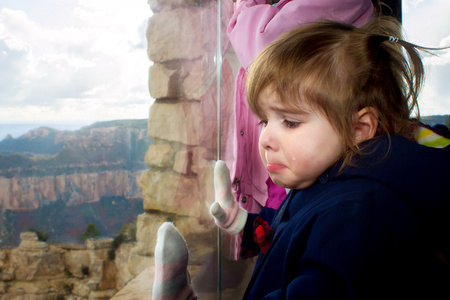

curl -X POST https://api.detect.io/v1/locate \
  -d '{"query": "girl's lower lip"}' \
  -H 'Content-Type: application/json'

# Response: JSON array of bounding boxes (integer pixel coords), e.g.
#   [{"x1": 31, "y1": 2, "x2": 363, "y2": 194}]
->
[{"x1": 266, "y1": 163, "x2": 286, "y2": 172}]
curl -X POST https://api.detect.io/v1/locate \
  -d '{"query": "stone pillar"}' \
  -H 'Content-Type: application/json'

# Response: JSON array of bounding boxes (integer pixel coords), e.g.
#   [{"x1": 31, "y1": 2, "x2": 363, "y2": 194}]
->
[{"x1": 128, "y1": 0, "x2": 235, "y2": 277}]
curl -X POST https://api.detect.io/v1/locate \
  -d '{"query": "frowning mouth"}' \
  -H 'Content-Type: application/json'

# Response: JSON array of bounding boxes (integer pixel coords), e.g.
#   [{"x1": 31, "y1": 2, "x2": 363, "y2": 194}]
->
[{"x1": 266, "y1": 163, "x2": 286, "y2": 172}]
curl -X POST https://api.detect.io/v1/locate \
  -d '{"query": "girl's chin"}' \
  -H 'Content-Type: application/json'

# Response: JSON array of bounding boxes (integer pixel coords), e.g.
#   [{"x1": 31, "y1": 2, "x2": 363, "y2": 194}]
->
[
  {"x1": 269, "y1": 175, "x2": 314, "y2": 190},
  {"x1": 269, "y1": 175, "x2": 290, "y2": 189}
]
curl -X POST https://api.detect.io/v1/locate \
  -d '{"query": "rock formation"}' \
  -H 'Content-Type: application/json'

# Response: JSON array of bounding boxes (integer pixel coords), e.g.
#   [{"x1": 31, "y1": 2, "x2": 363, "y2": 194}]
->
[
  {"x1": 0, "y1": 120, "x2": 151, "y2": 213},
  {"x1": 0, "y1": 170, "x2": 143, "y2": 212},
  {"x1": 0, "y1": 231, "x2": 134, "y2": 299}
]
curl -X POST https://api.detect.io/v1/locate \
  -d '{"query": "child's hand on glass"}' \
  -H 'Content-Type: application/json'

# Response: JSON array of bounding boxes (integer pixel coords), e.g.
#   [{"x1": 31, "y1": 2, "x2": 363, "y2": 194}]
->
[{"x1": 210, "y1": 160, "x2": 248, "y2": 235}]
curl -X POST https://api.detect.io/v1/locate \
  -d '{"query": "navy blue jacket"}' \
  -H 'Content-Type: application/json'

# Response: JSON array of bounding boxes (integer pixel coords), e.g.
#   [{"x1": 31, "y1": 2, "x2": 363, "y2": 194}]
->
[{"x1": 243, "y1": 135, "x2": 450, "y2": 299}]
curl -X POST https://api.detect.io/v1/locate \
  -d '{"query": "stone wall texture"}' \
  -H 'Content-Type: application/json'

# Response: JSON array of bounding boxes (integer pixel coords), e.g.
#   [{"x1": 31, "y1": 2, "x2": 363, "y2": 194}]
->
[
  {"x1": 122, "y1": 0, "x2": 237, "y2": 297},
  {"x1": 0, "y1": 232, "x2": 134, "y2": 299}
]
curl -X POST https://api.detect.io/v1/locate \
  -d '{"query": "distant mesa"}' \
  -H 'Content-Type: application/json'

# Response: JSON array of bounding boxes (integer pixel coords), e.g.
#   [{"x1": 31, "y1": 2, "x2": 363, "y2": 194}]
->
[{"x1": 0, "y1": 119, "x2": 151, "y2": 247}]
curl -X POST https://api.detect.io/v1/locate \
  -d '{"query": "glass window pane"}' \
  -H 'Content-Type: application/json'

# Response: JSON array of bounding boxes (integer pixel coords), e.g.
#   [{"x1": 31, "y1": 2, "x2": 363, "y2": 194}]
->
[
  {"x1": 403, "y1": 0, "x2": 450, "y2": 117},
  {"x1": 142, "y1": 0, "x2": 252, "y2": 298}
]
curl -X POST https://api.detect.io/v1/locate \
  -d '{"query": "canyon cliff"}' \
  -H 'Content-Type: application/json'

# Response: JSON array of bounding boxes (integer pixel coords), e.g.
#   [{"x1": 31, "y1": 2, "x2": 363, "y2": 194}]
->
[
  {"x1": 0, "y1": 119, "x2": 151, "y2": 212},
  {"x1": 0, "y1": 120, "x2": 150, "y2": 248},
  {"x1": 0, "y1": 170, "x2": 143, "y2": 212}
]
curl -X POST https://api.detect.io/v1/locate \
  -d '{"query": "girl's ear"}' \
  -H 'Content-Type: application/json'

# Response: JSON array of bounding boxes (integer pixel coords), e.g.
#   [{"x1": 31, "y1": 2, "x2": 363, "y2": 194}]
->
[{"x1": 353, "y1": 107, "x2": 379, "y2": 144}]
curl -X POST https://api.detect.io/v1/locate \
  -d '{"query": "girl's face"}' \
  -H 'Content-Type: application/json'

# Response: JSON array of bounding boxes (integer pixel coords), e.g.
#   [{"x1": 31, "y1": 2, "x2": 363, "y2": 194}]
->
[{"x1": 258, "y1": 86, "x2": 344, "y2": 190}]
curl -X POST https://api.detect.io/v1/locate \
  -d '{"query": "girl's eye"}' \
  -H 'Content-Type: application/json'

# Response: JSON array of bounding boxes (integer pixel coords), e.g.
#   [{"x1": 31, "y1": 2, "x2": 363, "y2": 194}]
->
[
  {"x1": 258, "y1": 120, "x2": 268, "y2": 127},
  {"x1": 283, "y1": 120, "x2": 300, "y2": 128}
]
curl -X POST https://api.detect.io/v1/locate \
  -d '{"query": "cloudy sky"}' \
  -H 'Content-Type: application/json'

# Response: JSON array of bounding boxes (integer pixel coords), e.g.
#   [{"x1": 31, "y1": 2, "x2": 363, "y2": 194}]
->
[
  {"x1": 403, "y1": 0, "x2": 450, "y2": 117},
  {"x1": 0, "y1": 0, "x2": 152, "y2": 127},
  {"x1": 0, "y1": 0, "x2": 449, "y2": 133}
]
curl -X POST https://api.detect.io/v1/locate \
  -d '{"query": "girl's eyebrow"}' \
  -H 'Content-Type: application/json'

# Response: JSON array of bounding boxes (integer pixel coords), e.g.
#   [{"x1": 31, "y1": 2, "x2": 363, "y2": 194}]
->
[{"x1": 268, "y1": 104, "x2": 309, "y2": 115}]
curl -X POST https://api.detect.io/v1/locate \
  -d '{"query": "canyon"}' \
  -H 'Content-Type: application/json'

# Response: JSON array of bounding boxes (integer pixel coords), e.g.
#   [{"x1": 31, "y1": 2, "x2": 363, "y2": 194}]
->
[{"x1": 0, "y1": 120, "x2": 150, "y2": 248}]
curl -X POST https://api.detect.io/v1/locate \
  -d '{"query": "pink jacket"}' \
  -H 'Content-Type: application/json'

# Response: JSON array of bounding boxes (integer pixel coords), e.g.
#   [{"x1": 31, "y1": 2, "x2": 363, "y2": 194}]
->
[{"x1": 226, "y1": 0, "x2": 374, "y2": 213}]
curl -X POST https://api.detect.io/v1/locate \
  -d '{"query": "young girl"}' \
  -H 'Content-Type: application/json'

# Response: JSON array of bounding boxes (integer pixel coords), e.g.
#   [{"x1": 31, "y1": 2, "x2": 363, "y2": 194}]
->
[
  {"x1": 225, "y1": 0, "x2": 374, "y2": 236},
  {"x1": 212, "y1": 16, "x2": 450, "y2": 299},
  {"x1": 153, "y1": 16, "x2": 450, "y2": 300}
]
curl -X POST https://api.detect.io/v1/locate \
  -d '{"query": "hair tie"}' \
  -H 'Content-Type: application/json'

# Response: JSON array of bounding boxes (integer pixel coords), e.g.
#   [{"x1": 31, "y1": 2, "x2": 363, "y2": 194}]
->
[{"x1": 388, "y1": 36, "x2": 399, "y2": 43}]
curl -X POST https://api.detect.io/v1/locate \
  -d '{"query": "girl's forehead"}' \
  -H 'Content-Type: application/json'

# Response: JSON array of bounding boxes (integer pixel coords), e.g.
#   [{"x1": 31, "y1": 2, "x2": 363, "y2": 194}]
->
[{"x1": 257, "y1": 86, "x2": 312, "y2": 115}]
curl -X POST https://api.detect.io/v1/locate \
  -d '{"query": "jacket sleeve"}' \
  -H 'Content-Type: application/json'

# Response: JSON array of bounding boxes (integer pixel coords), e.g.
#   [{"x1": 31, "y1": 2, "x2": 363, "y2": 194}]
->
[{"x1": 227, "y1": 0, "x2": 374, "y2": 68}]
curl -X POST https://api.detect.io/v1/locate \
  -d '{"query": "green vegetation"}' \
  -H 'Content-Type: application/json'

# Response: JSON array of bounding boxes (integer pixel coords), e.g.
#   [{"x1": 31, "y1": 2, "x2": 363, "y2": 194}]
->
[
  {"x1": 107, "y1": 221, "x2": 138, "y2": 261},
  {"x1": 63, "y1": 283, "x2": 74, "y2": 293},
  {"x1": 26, "y1": 228, "x2": 50, "y2": 241},
  {"x1": 127, "y1": 220, "x2": 137, "y2": 242},
  {"x1": 79, "y1": 223, "x2": 100, "y2": 241},
  {"x1": 107, "y1": 249, "x2": 116, "y2": 261},
  {"x1": 81, "y1": 265, "x2": 90, "y2": 276},
  {"x1": 0, "y1": 196, "x2": 144, "y2": 248}
]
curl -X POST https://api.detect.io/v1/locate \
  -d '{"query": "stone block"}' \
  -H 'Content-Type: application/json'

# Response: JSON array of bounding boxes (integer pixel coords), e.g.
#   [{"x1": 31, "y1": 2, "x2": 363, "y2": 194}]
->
[
  {"x1": 148, "y1": 62, "x2": 178, "y2": 99},
  {"x1": 11, "y1": 246, "x2": 65, "y2": 281},
  {"x1": 89, "y1": 288, "x2": 118, "y2": 300},
  {"x1": 149, "y1": 58, "x2": 217, "y2": 100},
  {"x1": 114, "y1": 243, "x2": 135, "y2": 290},
  {"x1": 86, "y1": 238, "x2": 113, "y2": 251},
  {"x1": 181, "y1": 57, "x2": 217, "y2": 99},
  {"x1": 127, "y1": 247, "x2": 154, "y2": 277},
  {"x1": 133, "y1": 213, "x2": 168, "y2": 257},
  {"x1": 17, "y1": 240, "x2": 49, "y2": 251},
  {"x1": 144, "y1": 143, "x2": 176, "y2": 168},
  {"x1": 147, "y1": 99, "x2": 217, "y2": 148},
  {"x1": 72, "y1": 280, "x2": 91, "y2": 298},
  {"x1": 64, "y1": 250, "x2": 90, "y2": 278},
  {"x1": 147, "y1": 1, "x2": 232, "y2": 60},
  {"x1": 173, "y1": 150, "x2": 191, "y2": 174},
  {"x1": 147, "y1": 58, "x2": 235, "y2": 149},
  {"x1": 19, "y1": 231, "x2": 39, "y2": 242},
  {"x1": 190, "y1": 146, "x2": 214, "y2": 174},
  {"x1": 88, "y1": 259, "x2": 104, "y2": 285},
  {"x1": 0, "y1": 266, "x2": 14, "y2": 281},
  {"x1": 98, "y1": 260, "x2": 117, "y2": 291},
  {"x1": 141, "y1": 169, "x2": 208, "y2": 217},
  {"x1": 110, "y1": 265, "x2": 155, "y2": 300},
  {"x1": 7, "y1": 279, "x2": 53, "y2": 294},
  {"x1": 147, "y1": 7, "x2": 209, "y2": 62}
]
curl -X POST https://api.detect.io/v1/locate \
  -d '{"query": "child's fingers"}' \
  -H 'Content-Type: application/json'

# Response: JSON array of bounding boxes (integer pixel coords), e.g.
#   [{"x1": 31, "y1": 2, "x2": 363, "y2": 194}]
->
[
  {"x1": 210, "y1": 202, "x2": 226, "y2": 221},
  {"x1": 214, "y1": 160, "x2": 231, "y2": 190},
  {"x1": 214, "y1": 160, "x2": 233, "y2": 205}
]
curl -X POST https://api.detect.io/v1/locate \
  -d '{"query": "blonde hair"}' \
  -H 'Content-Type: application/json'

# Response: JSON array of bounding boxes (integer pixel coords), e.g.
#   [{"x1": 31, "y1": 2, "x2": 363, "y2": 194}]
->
[{"x1": 247, "y1": 16, "x2": 430, "y2": 167}]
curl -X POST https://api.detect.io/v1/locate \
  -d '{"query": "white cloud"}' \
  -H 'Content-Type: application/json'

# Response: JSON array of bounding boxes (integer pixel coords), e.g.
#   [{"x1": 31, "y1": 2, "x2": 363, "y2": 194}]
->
[
  {"x1": 403, "y1": 0, "x2": 450, "y2": 116},
  {"x1": 402, "y1": 0, "x2": 425, "y2": 14},
  {"x1": 0, "y1": 1, "x2": 152, "y2": 122},
  {"x1": 0, "y1": 0, "x2": 448, "y2": 124},
  {"x1": 419, "y1": 64, "x2": 450, "y2": 115}
]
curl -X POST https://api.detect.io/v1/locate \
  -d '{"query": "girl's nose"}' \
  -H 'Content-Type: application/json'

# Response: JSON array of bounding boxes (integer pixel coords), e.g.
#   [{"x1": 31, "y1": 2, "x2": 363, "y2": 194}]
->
[{"x1": 259, "y1": 123, "x2": 278, "y2": 151}]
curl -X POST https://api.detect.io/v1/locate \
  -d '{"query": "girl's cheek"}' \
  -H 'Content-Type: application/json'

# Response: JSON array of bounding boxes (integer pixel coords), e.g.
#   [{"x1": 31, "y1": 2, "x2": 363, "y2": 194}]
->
[{"x1": 259, "y1": 145, "x2": 266, "y2": 164}]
